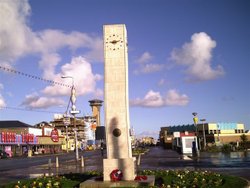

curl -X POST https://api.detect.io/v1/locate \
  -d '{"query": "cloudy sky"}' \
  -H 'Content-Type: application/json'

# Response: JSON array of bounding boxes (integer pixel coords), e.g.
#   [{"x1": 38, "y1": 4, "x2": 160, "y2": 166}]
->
[{"x1": 0, "y1": 0, "x2": 249, "y2": 137}]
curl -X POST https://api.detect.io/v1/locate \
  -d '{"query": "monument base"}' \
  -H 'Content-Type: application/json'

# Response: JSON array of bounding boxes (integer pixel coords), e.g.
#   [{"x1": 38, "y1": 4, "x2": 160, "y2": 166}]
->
[
  {"x1": 103, "y1": 158, "x2": 136, "y2": 181},
  {"x1": 80, "y1": 175, "x2": 155, "y2": 188}
]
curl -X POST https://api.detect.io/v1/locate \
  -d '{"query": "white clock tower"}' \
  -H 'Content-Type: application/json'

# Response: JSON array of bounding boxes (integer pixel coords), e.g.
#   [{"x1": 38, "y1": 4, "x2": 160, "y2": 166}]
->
[{"x1": 103, "y1": 24, "x2": 135, "y2": 181}]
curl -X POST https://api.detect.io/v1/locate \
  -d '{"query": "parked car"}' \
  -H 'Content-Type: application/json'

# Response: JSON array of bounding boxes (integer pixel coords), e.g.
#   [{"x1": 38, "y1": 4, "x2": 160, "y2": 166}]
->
[{"x1": 0, "y1": 150, "x2": 10, "y2": 159}]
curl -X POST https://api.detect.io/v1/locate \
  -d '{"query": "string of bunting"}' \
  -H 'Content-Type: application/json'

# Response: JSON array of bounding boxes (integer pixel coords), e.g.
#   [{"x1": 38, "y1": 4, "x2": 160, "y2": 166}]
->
[
  {"x1": 0, "y1": 65, "x2": 72, "y2": 88},
  {"x1": 0, "y1": 106, "x2": 63, "y2": 114}
]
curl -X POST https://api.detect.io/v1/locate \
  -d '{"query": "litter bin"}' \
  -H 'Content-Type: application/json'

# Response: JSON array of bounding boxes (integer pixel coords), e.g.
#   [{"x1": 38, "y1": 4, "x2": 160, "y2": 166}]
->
[{"x1": 28, "y1": 150, "x2": 32, "y2": 157}]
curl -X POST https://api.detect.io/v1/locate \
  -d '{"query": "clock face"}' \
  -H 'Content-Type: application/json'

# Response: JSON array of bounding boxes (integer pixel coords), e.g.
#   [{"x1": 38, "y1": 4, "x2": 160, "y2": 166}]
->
[{"x1": 105, "y1": 34, "x2": 124, "y2": 51}]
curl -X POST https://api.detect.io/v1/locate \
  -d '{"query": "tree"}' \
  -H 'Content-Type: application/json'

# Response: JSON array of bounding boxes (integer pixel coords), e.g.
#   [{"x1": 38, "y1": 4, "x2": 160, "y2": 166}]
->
[{"x1": 240, "y1": 134, "x2": 248, "y2": 150}]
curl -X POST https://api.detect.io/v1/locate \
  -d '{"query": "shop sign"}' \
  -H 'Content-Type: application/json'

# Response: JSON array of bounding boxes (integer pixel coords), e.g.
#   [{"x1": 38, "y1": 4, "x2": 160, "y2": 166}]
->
[
  {"x1": 22, "y1": 133, "x2": 34, "y2": 143},
  {"x1": 173, "y1": 132, "x2": 180, "y2": 138},
  {"x1": 0, "y1": 132, "x2": 36, "y2": 144},
  {"x1": 1, "y1": 132, "x2": 16, "y2": 143},
  {"x1": 51, "y1": 128, "x2": 59, "y2": 142},
  {"x1": 63, "y1": 117, "x2": 70, "y2": 126}
]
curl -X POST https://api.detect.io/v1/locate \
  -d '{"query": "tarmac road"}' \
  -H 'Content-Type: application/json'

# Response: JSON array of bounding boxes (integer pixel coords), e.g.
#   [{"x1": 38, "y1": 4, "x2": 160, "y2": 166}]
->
[
  {"x1": 0, "y1": 150, "x2": 102, "y2": 186},
  {"x1": 138, "y1": 146, "x2": 250, "y2": 181}
]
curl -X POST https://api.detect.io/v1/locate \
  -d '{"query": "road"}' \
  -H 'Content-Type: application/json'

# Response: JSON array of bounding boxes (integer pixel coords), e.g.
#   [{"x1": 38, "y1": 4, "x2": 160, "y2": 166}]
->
[
  {"x1": 138, "y1": 147, "x2": 250, "y2": 181},
  {"x1": 0, "y1": 150, "x2": 103, "y2": 186}
]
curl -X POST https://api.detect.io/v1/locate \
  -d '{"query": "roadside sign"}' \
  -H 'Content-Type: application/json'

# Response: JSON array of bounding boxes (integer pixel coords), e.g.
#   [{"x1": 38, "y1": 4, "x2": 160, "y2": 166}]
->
[
  {"x1": 70, "y1": 110, "x2": 80, "y2": 114},
  {"x1": 173, "y1": 132, "x2": 180, "y2": 138},
  {"x1": 51, "y1": 128, "x2": 59, "y2": 142},
  {"x1": 63, "y1": 117, "x2": 70, "y2": 126}
]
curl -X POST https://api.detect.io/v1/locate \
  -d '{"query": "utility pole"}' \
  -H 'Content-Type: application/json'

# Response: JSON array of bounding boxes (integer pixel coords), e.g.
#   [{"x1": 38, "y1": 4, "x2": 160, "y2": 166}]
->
[
  {"x1": 62, "y1": 76, "x2": 80, "y2": 161},
  {"x1": 200, "y1": 118, "x2": 207, "y2": 150}
]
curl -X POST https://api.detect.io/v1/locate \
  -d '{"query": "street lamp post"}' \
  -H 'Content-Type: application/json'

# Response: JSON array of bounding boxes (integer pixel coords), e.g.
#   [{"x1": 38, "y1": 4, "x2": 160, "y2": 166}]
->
[
  {"x1": 192, "y1": 112, "x2": 199, "y2": 153},
  {"x1": 200, "y1": 118, "x2": 207, "y2": 150},
  {"x1": 216, "y1": 124, "x2": 220, "y2": 143},
  {"x1": 65, "y1": 125, "x2": 69, "y2": 152},
  {"x1": 61, "y1": 76, "x2": 80, "y2": 161},
  {"x1": 192, "y1": 112, "x2": 198, "y2": 133},
  {"x1": 63, "y1": 115, "x2": 70, "y2": 153}
]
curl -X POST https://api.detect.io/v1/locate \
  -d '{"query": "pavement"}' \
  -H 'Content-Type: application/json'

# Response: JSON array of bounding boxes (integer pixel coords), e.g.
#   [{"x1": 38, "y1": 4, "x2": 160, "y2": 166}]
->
[{"x1": 0, "y1": 146, "x2": 250, "y2": 186}]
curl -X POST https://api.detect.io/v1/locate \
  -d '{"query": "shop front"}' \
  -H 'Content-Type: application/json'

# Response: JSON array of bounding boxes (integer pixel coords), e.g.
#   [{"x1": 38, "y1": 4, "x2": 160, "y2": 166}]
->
[
  {"x1": 0, "y1": 132, "x2": 38, "y2": 157},
  {"x1": 0, "y1": 129, "x2": 64, "y2": 157}
]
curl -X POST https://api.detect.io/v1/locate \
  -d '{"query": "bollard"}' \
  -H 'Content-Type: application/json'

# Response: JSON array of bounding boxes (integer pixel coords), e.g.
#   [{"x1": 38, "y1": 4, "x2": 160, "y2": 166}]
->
[
  {"x1": 137, "y1": 154, "x2": 141, "y2": 166},
  {"x1": 56, "y1": 156, "x2": 59, "y2": 168},
  {"x1": 81, "y1": 156, "x2": 84, "y2": 167},
  {"x1": 48, "y1": 158, "x2": 51, "y2": 169}
]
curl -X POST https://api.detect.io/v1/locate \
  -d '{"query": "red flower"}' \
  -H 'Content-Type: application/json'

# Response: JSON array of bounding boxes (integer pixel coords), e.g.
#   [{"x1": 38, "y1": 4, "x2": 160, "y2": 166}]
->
[
  {"x1": 110, "y1": 169, "x2": 123, "y2": 181},
  {"x1": 135, "y1": 175, "x2": 147, "y2": 181}
]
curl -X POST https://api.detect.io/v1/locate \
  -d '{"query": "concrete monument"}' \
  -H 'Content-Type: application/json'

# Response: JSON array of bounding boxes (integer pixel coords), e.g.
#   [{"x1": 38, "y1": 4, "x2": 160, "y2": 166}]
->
[{"x1": 103, "y1": 24, "x2": 135, "y2": 181}]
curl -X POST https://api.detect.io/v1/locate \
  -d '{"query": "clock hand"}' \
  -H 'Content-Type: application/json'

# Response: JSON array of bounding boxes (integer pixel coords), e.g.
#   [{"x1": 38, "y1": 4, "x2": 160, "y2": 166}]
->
[{"x1": 110, "y1": 40, "x2": 120, "y2": 44}]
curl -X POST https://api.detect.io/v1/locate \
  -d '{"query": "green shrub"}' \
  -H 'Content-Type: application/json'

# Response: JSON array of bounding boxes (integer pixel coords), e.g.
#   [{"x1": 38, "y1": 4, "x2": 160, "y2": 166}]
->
[
  {"x1": 132, "y1": 148, "x2": 148, "y2": 156},
  {"x1": 206, "y1": 145, "x2": 221, "y2": 152},
  {"x1": 221, "y1": 144, "x2": 231, "y2": 153}
]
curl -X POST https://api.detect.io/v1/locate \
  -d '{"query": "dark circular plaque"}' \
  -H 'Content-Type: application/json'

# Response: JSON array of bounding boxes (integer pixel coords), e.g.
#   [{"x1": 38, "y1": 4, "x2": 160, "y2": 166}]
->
[{"x1": 113, "y1": 128, "x2": 121, "y2": 137}]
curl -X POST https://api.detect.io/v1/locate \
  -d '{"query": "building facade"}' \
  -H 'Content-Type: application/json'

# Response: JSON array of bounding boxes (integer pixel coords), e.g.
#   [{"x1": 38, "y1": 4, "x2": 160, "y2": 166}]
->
[
  {"x1": 0, "y1": 121, "x2": 64, "y2": 157},
  {"x1": 197, "y1": 122, "x2": 249, "y2": 144},
  {"x1": 160, "y1": 122, "x2": 250, "y2": 151}
]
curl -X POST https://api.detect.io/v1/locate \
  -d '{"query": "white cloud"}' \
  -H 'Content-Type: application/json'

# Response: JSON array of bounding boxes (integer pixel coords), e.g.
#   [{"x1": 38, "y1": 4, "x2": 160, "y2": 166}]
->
[
  {"x1": 34, "y1": 29, "x2": 103, "y2": 62},
  {"x1": 142, "y1": 63, "x2": 164, "y2": 74},
  {"x1": 165, "y1": 89, "x2": 189, "y2": 106},
  {"x1": 136, "y1": 52, "x2": 153, "y2": 64},
  {"x1": 0, "y1": 1, "x2": 104, "y2": 109},
  {"x1": 136, "y1": 130, "x2": 159, "y2": 139},
  {"x1": 170, "y1": 32, "x2": 225, "y2": 82},
  {"x1": 0, "y1": 95, "x2": 6, "y2": 108},
  {"x1": 130, "y1": 89, "x2": 189, "y2": 107},
  {"x1": 131, "y1": 90, "x2": 164, "y2": 107},
  {"x1": 21, "y1": 56, "x2": 103, "y2": 109},
  {"x1": 42, "y1": 56, "x2": 103, "y2": 96},
  {"x1": 0, "y1": 0, "x2": 32, "y2": 64},
  {"x1": 38, "y1": 53, "x2": 61, "y2": 79},
  {"x1": 0, "y1": 84, "x2": 6, "y2": 108},
  {"x1": 134, "y1": 52, "x2": 164, "y2": 74},
  {"x1": 93, "y1": 88, "x2": 104, "y2": 99},
  {"x1": 21, "y1": 92, "x2": 65, "y2": 109},
  {"x1": 0, "y1": 1, "x2": 103, "y2": 67}
]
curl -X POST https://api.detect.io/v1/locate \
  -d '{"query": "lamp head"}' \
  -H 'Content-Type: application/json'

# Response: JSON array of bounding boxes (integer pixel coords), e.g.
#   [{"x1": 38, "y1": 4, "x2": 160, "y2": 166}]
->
[
  {"x1": 192, "y1": 112, "x2": 198, "y2": 116},
  {"x1": 61, "y1": 75, "x2": 72, "y2": 78}
]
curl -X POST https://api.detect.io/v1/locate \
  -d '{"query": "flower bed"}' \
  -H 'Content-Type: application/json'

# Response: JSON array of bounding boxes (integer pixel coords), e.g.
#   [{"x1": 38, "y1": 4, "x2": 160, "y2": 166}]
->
[
  {"x1": 3, "y1": 170, "x2": 248, "y2": 188},
  {"x1": 139, "y1": 169, "x2": 248, "y2": 188},
  {"x1": 4, "y1": 172, "x2": 101, "y2": 188}
]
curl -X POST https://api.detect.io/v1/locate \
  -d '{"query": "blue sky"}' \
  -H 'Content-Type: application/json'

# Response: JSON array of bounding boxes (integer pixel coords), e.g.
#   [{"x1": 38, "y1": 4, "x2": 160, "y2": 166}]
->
[{"x1": 0, "y1": 0, "x2": 250, "y2": 137}]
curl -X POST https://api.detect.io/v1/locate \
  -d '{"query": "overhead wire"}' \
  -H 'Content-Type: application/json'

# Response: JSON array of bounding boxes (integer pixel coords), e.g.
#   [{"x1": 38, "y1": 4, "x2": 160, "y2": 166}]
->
[
  {"x1": 0, "y1": 106, "x2": 63, "y2": 114},
  {"x1": 64, "y1": 91, "x2": 72, "y2": 116},
  {"x1": 0, "y1": 65, "x2": 72, "y2": 88},
  {"x1": 0, "y1": 65, "x2": 73, "y2": 115}
]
